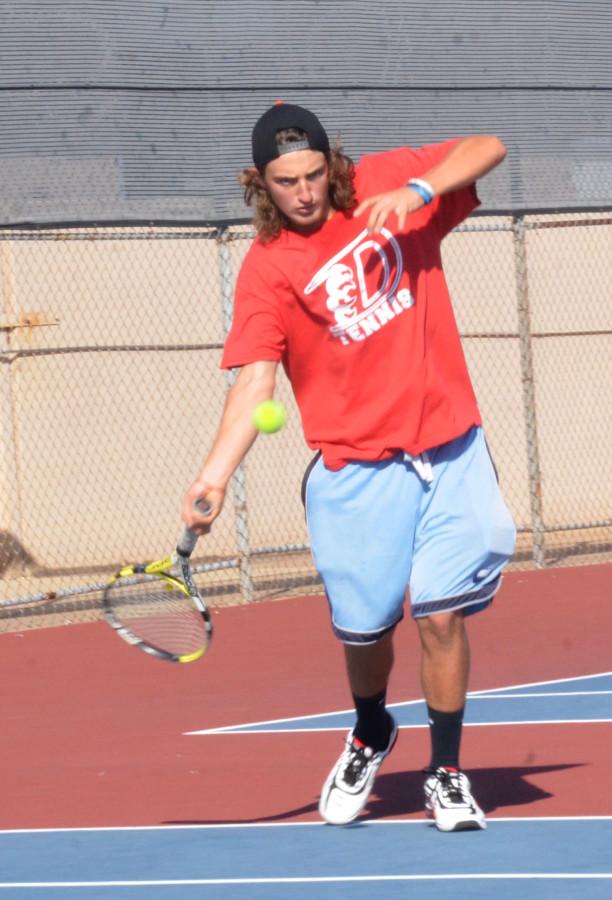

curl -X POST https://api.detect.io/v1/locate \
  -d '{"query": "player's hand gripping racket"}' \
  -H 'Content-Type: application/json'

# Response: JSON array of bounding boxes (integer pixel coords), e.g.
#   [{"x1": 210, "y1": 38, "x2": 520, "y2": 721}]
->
[{"x1": 103, "y1": 502, "x2": 213, "y2": 663}]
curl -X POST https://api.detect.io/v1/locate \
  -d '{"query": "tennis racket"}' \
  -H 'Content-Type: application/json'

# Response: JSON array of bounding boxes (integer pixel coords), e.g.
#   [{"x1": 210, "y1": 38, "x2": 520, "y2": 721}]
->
[{"x1": 103, "y1": 505, "x2": 213, "y2": 663}]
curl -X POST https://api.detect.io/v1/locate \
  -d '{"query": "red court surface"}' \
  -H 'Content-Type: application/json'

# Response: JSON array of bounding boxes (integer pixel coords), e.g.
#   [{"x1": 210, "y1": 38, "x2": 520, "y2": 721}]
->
[{"x1": 1, "y1": 563, "x2": 610, "y2": 831}]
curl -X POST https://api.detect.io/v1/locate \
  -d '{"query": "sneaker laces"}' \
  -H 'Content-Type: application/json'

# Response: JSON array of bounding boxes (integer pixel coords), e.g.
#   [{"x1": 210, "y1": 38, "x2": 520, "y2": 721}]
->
[
  {"x1": 340, "y1": 739, "x2": 374, "y2": 787},
  {"x1": 437, "y1": 768, "x2": 468, "y2": 805}
]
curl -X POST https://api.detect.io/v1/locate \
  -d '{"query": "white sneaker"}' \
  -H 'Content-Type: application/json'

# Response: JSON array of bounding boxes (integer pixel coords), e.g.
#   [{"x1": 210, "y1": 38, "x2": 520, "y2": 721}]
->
[
  {"x1": 318, "y1": 717, "x2": 398, "y2": 825},
  {"x1": 424, "y1": 766, "x2": 486, "y2": 832}
]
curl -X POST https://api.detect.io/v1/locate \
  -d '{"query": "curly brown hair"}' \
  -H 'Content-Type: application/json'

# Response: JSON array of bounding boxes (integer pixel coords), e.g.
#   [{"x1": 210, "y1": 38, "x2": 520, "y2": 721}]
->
[{"x1": 239, "y1": 128, "x2": 356, "y2": 242}]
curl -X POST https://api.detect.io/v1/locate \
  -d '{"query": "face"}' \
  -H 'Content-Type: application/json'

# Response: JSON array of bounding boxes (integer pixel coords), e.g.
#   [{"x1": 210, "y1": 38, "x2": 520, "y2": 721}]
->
[{"x1": 262, "y1": 150, "x2": 332, "y2": 233}]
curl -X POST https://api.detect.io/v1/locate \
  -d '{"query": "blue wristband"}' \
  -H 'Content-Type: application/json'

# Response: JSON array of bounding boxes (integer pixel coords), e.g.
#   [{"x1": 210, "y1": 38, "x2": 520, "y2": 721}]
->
[{"x1": 406, "y1": 181, "x2": 434, "y2": 205}]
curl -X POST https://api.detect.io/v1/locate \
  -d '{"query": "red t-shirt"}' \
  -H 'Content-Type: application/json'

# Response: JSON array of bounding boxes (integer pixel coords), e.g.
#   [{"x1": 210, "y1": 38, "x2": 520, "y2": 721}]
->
[{"x1": 222, "y1": 141, "x2": 481, "y2": 469}]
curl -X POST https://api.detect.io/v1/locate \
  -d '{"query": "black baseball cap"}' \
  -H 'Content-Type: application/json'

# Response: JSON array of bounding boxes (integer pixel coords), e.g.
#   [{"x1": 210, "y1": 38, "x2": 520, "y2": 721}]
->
[{"x1": 251, "y1": 101, "x2": 330, "y2": 169}]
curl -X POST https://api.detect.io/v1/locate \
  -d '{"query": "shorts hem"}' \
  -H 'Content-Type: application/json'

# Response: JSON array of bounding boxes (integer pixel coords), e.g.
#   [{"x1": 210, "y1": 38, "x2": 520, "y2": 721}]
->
[
  {"x1": 411, "y1": 575, "x2": 502, "y2": 619},
  {"x1": 332, "y1": 614, "x2": 403, "y2": 645}
]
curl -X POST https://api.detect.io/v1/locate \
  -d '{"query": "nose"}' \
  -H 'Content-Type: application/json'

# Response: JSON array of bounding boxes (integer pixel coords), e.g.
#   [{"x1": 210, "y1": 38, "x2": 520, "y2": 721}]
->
[{"x1": 296, "y1": 179, "x2": 313, "y2": 204}]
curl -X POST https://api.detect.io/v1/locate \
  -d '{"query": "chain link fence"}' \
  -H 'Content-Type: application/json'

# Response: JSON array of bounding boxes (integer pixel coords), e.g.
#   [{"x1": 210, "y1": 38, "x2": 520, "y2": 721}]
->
[{"x1": 0, "y1": 212, "x2": 610, "y2": 628}]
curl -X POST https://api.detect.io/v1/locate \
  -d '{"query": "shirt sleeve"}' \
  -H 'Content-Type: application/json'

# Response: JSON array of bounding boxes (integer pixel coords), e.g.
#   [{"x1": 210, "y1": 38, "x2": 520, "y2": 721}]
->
[
  {"x1": 410, "y1": 140, "x2": 480, "y2": 238},
  {"x1": 357, "y1": 141, "x2": 480, "y2": 238},
  {"x1": 221, "y1": 246, "x2": 289, "y2": 370}
]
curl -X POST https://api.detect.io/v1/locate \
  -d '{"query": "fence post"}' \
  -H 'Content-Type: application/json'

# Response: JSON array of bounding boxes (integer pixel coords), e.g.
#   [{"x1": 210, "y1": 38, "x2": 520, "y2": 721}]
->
[
  {"x1": 216, "y1": 227, "x2": 254, "y2": 601},
  {"x1": 0, "y1": 241, "x2": 24, "y2": 551},
  {"x1": 512, "y1": 215, "x2": 546, "y2": 567}
]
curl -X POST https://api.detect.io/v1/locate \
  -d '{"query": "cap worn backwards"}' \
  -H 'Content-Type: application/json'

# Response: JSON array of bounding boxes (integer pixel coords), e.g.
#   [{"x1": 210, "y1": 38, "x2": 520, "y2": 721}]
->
[{"x1": 251, "y1": 101, "x2": 330, "y2": 169}]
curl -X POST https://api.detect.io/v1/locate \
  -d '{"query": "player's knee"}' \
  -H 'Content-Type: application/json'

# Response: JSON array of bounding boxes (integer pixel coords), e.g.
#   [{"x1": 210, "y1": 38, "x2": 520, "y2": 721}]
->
[{"x1": 417, "y1": 610, "x2": 465, "y2": 652}]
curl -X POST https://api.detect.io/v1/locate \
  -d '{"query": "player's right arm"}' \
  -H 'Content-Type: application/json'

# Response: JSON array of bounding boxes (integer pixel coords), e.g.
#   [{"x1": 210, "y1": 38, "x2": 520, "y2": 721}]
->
[{"x1": 182, "y1": 359, "x2": 279, "y2": 532}]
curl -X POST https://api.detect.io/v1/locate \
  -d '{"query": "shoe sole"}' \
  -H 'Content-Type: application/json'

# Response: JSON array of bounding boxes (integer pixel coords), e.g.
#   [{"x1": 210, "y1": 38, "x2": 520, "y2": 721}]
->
[{"x1": 426, "y1": 805, "x2": 487, "y2": 832}]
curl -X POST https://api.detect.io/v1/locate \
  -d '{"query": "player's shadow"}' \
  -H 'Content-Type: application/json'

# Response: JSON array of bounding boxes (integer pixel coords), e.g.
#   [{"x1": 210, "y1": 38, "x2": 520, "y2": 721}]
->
[
  {"x1": 368, "y1": 762, "x2": 582, "y2": 818},
  {"x1": 164, "y1": 762, "x2": 583, "y2": 826}
]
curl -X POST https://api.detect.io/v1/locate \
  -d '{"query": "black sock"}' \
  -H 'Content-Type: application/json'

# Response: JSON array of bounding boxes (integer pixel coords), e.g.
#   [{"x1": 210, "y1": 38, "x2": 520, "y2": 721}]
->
[
  {"x1": 353, "y1": 690, "x2": 392, "y2": 751},
  {"x1": 427, "y1": 705, "x2": 464, "y2": 771}
]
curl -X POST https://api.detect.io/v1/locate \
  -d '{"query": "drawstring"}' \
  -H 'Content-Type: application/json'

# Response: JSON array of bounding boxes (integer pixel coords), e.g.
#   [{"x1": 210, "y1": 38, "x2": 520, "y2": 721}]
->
[{"x1": 403, "y1": 450, "x2": 433, "y2": 484}]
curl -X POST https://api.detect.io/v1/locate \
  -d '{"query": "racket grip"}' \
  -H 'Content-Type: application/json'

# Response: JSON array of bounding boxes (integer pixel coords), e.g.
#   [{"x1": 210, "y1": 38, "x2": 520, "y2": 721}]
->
[
  {"x1": 176, "y1": 499, "x2": 213, "y2": 558},
  {"x1": 177, "y1": 528, "x2": 199, "y2": 558}
]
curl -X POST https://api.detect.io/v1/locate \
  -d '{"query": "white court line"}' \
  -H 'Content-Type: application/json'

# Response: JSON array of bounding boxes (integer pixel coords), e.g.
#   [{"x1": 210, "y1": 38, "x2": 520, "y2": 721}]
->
[
  {"x1": 193, "y1": 718, "x2": 612, "y2": 735},
  {"x1": 2, "y1": 816, "x2": 611, "y2": 836},
  {"x1": 1, "y1": 873, "x2": 611, "y2": 888},
  {"x1": 469, "y1": 672, "x2": 612, "y2": 695},
  {"x1": 469, "y1": 691, "x2": 612, "y2": 699},
  {"x1": 186, "y1": 672, "x2": 612, "y2": 736},
  {"x1": 186, "y1": 697, "x2": 430, "y2": 736}
]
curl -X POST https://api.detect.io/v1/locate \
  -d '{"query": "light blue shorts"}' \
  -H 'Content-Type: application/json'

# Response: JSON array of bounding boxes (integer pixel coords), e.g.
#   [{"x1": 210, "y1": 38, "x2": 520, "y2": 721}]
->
[{"x1": 303, "y1": 427, "x2": 516, "y2": 644}]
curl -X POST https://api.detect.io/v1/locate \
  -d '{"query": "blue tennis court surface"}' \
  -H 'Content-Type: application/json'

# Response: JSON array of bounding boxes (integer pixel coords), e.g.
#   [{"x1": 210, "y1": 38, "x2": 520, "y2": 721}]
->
[
  {"x1": 188, "y1": 672, "x2": 612, "y2": 734},
  {"x1": 1, "y1": 819, "x2": 611, "y2": 899}
]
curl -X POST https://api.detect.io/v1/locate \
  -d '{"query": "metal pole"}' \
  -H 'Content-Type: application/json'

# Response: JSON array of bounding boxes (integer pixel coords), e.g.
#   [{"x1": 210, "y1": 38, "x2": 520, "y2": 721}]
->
[
  {"x1": 512, "y1": 215, "x2": 546, "y2": 567},
  {"x1": 216, "y1": 227, "x2": 254, "y2": 601},
  {"x1": 0, "y1": 241, "x2": 25, "y2": 553}
]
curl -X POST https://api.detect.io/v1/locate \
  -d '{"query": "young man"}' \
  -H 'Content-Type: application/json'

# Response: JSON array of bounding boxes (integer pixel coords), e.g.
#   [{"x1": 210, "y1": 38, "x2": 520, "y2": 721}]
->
[{"x1": 182, "y1": 102, "x2": 516, "y2": 832}]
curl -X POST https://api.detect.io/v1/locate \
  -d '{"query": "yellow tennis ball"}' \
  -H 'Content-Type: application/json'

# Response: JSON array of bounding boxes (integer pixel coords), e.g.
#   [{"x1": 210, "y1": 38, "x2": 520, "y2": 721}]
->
[{"x1": 252, "y1": 399, "x2": 287, "y2": 434}]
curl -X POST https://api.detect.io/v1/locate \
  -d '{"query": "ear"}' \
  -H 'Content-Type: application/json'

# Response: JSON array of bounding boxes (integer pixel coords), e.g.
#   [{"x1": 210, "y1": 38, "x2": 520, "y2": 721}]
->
[
  {"x1": 252, "y1": 168, "x2": 266, "y2": 189},
  {"x1": 238, "y1": 166, "x2": 266, "y2": 192},
  {"x1": 242, "y1": 166, "x2": 266, "y2": 191}
]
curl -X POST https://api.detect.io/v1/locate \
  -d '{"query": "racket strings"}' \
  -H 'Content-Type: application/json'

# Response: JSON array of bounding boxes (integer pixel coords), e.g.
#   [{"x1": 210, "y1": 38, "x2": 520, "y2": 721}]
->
[{"x1": 107, "y1": 577, "x2": 208, "y2": 657}]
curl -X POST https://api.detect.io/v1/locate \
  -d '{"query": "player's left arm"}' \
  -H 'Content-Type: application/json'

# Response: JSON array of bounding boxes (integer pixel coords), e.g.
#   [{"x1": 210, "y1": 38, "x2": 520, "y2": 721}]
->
[{"x1": 356, "y1": 135, "x2": 507, "y2": 233}]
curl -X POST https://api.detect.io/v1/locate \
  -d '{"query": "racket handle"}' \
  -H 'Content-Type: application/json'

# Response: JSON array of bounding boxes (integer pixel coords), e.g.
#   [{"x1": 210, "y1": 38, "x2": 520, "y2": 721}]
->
[
  {"x1": 176, "y1": 499, "x2": 213, "y2": 558},
  {"x1": 177, "y1": 528, "x2": 198, "y2": 558}
]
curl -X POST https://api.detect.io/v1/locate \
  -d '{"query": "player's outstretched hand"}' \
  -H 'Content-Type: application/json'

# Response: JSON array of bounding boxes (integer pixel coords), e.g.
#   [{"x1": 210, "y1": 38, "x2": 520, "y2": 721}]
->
[{"x1": 354, "y1": 186, "x2": 426, "y2": 234}]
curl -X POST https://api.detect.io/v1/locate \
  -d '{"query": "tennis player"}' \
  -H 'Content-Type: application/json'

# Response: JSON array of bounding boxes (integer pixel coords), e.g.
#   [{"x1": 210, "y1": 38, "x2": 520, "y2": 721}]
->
[{"x1": 182, "y1": 102, "x2": 516, "y2": 832}]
